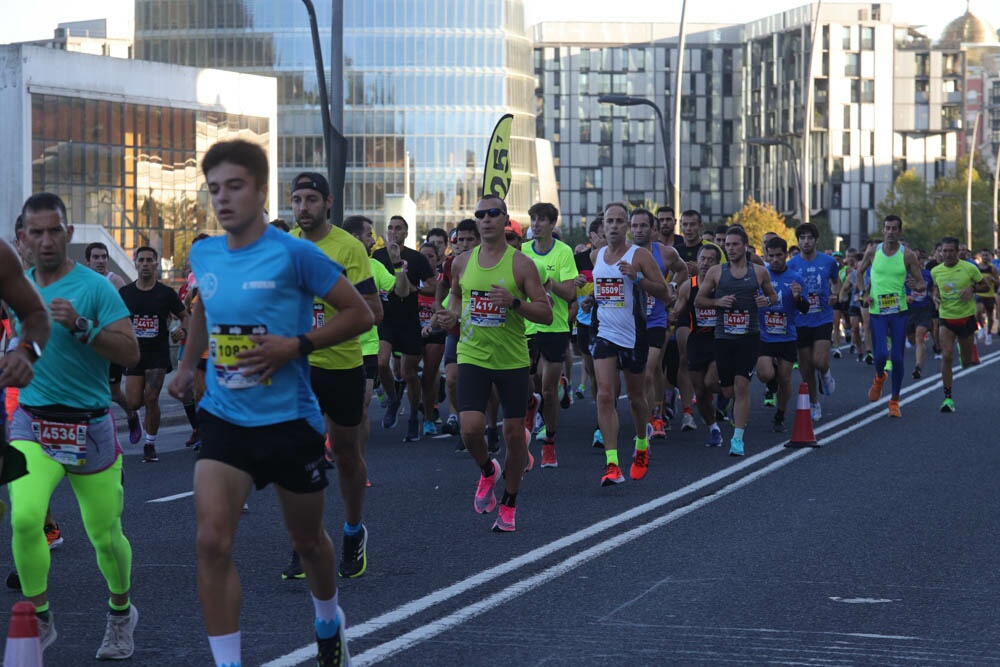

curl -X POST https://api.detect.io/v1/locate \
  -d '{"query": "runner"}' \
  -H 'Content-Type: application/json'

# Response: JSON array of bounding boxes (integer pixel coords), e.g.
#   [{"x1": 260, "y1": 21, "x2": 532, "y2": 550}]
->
[
  {"x1": 167, "y1": 139, "x2": 372, "y2": 667},
  {"x1": 670, "y1": 244, "x2": 723, "y2": 446},
  {"x1": 655, "y1": 206, "x2": 677, "y2": 247},
  {"x1": 757, "y1": 236, "x2": 809, "y2": 432},
  {"x1": 573, "y1": 219, "x2": 606, "y2": 447},
  {"x1": 118, "y1": 246, "x2": 187, "y2": 461},
  {"x1": 85, "y1": 242, "x2": 132, "y2": 423},
  {"x1": 974, "y1": 250, "x2": 997, "y2": 345},
  {"x1": 787, "y1": 222, "x2": 841, "y2": 421},
  {"x1": 591, "y1": 202, "x2": 670, "y2": 485},
  {"x1": 522, "y1": 202, "x2": 578, "y2": 467},
  {"x1": 930, "y1": 237, "x2": 989, "y2": 412},
  {"x1": 290, "y1": 172, "x2": 383, "y2": 581},
  {"x1": 9, "y1": 191, "x2": 141, "y2": 658},
  {"x1": 372, "y1": 216, "x2": 435, "y2": 441},
  {"x1": 696, "y1": 226, "x2": 776, "y2": 455},
  {"x1": 629, "y1": 208, "x2": 687, "y2": 439},
  {"x1": 906, "y1": 256, "x2": 935, "y2": 379},
  {"x1": 855, "y1": 215, "x2": 925, "y2": 417},
  {"x1": 432, "y1": 195, "x2": 552, "y2": 531},
  {"x1": 84, "y1": 242, "x2": 127, "y2": 290},
  {"x1": 417, "y1": 241, "x2": 446, "y2": 437}
]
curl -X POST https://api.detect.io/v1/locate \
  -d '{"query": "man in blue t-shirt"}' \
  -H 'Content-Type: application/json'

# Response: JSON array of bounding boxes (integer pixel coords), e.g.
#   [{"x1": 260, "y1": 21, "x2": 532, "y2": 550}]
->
[
  {"x1": 167, "y1": 139, "x2": 373, "y2": 667},
  {"x1": 787, "y1": 223, "x2": 842, "y2": 421}
]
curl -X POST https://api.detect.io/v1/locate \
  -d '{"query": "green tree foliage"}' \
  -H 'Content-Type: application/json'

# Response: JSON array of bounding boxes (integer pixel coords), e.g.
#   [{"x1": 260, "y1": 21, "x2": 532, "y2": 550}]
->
[{"x1": 725, "y1": 197, "x2": 796, "y2": 251}]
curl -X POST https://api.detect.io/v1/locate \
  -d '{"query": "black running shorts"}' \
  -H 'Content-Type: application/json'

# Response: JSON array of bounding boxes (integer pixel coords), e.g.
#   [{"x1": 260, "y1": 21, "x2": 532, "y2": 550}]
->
[
  {"x1": 310, "y1": 365, "x2": 365, "y2": 427},
  {"x1": 457, "y1": 364, "x2": 530, "y2": 420},
  {"x1": 715, "y1": 335, "x2": 759, "y2": 387}
]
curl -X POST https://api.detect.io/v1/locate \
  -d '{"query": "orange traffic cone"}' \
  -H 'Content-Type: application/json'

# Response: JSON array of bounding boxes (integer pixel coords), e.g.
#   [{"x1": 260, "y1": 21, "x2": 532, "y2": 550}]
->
[
  {"x1": 787, "y1": 383, "x2": 818, "y2": 448},
  {"x1": 3, "y1": 601, "x2": 43, "y2": 666}
]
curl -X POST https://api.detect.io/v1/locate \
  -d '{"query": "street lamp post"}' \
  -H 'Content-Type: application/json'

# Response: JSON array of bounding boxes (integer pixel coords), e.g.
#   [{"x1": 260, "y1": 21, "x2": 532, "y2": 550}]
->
[
  {"x1": 746, "y1": 137, "x2": 804, "y2": 224},
  {"x1": 598, "y1": 94, "x2": 672, "y2": 207},
  {"x1": 966, "y1": 112, "x2": 982, "y2": 249}
]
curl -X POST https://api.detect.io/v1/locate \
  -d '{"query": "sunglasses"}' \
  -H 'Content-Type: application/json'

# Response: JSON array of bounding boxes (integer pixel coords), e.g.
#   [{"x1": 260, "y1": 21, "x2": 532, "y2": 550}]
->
[{"x1": 474, "y1": 208, "x2": 506, "y2": 219}]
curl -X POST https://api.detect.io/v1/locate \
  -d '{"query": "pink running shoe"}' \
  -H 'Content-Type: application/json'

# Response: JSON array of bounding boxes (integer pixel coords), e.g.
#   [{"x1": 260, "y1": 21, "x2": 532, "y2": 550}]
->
[{"x1": 474, "y1": 459, "x2": 500, "y2": 514}]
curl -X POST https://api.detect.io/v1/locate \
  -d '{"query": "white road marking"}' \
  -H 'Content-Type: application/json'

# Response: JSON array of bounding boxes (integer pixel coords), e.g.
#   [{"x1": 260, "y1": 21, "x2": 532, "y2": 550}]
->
[
  {"x1": 829, "y1": 597, "x2": 895, "y2": 604},
  {"x1": 146, "y1": 491, "x2": 193, "y2": 504}
]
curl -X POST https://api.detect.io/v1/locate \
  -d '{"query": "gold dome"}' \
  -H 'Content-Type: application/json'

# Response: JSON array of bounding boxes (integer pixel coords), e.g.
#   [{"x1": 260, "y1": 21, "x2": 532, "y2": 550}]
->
[{"x1": 939, "y1": 8, "x2": 999, "y2": 46}]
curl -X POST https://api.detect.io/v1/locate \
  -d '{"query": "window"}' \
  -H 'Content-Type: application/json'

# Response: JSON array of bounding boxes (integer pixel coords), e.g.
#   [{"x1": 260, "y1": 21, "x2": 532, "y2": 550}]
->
[
  {"x1": 842, "y1": 131, "x2": 851, "y2": 155},
  {"x1": 832, "y1": 158, "x2": 844, "y2": 182},
  {"x1": 831, "y1": 183, "x2": 842, "y2": 209},
  {"x1": 843, "y1": 105, "x2": 851, "y2": 129},
  {"x1": 842, "y1": 26, "x2": 852, "y2": 50},
  {"x1": 862, "y1": 79, "x2": 875, "y2": 103},
  {"x1": 845, "y1": 53, "x2": 860, "y2": 77},
  {"x1": 861, "y1": 27, "x2": 875, "y2": 50}
]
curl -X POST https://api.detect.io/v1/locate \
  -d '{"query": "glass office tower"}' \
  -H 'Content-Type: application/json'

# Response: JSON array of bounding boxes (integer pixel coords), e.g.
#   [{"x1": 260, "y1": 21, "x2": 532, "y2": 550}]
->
[{"x1": 135, "y1": 0, "x2": 539, "y2": 231}]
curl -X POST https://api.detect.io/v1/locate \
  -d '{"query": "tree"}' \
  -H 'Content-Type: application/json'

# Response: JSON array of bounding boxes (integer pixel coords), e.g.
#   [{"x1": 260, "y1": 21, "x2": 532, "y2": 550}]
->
[
  {"x1": 725, "y1": 197, "x2": 796, "y2": 251},
  {"x1": 876, "y1": 169, "x2": 934, "y2": 251}
]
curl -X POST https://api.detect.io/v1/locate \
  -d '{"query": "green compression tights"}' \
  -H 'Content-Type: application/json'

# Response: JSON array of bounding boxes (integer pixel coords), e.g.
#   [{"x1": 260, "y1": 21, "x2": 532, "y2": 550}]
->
[{"x1": 8, "y1": 440, "x2": 132, "y2": 599}]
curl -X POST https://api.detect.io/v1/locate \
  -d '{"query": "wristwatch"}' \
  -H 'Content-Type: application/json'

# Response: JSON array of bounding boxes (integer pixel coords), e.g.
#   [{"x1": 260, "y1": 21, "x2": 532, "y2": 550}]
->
[
  {"x1": 510, "y1": 298, "x2": 522, "y2": 310},
  {"x1": 17, "y1": 340, "x2": 42, "y2": 362},
  {"x1": 297, "y1": 334, "x2": 316, "y2": 357},
  {"x1": 72, "y1": 316, "x2": 93, "y2": 342}
]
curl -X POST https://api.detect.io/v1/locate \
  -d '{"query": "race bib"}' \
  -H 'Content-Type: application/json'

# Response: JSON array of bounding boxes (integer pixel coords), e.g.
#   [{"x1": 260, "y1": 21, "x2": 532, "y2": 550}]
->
[
  {"x1": 695, "y1": 307, "x2": 717, "y2": 328},
  {"x1": 595, "y1": 277, "x2": 626, "y2": 308},
  {"x1": 764, "y1": 310, "x2": 787, "y2": 335},
  {"x1": 807, "y1": 292, "x2": 821, "y2": 314},
  {"x1": 210, "y1": 324, "x2": 270, "y2": 389},
  {"x1": 418, "y1": 302, "x2": 435, "y2": 328},
  {"x1": 133, "y1": 315, "x2": 159, "y2": 338},
  {"x1": 312, "y1": 303, "x2": 326, "y2": 329},
  {"x1": 877, "y1": 293, "x2": 901, "y2": 314},
  {"x1": 469, "y1": 290, "x2": 506, "y2": 327},
  {"x1": 32, "y1": 419, "x2": 87, "y2": 467},
  {"x1": 723, "y1": 309, "x2": 750, "y2": 335},
  {"x1": 645, "y1": 293, "x2": 656, "y2": 317}
]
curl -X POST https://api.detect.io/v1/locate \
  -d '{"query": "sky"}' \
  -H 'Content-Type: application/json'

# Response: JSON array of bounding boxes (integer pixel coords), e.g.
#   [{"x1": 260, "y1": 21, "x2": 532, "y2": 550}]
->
[{"x1": 1, "y1": 0, "x2": 998, "y2": 46}]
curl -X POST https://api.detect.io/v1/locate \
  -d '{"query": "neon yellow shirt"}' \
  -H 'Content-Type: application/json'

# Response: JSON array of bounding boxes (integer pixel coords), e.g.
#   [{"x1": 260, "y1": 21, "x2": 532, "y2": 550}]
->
[{"x1": 521, "y1": 239, "x2": 578, "y2": 334}]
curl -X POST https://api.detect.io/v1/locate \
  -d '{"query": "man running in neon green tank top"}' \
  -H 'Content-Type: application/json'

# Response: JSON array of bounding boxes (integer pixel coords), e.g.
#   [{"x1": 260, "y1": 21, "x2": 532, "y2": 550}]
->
[{"x1": 433, "y1": 196, "x2": 552, "y2": 532}]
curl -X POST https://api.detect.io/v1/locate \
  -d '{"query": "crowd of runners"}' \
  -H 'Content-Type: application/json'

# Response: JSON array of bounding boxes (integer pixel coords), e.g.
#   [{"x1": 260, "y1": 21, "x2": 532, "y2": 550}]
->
[{"x1": 1, "y1": 138, "x2": 997, "y2": 666}]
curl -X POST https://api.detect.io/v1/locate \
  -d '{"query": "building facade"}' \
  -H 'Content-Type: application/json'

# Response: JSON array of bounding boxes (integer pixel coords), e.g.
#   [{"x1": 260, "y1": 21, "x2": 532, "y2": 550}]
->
[{"x1": 135, "y1": 0, "x2": 545, "y2": 233}]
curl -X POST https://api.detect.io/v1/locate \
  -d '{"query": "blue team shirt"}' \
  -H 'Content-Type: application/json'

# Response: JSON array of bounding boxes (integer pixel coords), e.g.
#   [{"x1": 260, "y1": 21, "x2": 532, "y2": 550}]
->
[
  {"x1": 18, "y1": 263, "x2": 131, "y2": 410},
  {"x1": 190, "y1": 226, "x2": 343, "y2": 432},
  {"x1": 907, "y1": 268, "x2": 933, "y2": 308},
  {"x1": 759, "y1": 267, "x2": 804, "y2": 343},
  {"x1": 787, "y1": 253, "x2": 839, "y2": 327}
]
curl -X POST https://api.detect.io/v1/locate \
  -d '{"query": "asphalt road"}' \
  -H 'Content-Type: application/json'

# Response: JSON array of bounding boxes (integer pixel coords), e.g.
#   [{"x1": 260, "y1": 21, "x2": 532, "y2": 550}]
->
[{"x1": 5, "y1": 338, "x2": 1000, "y2": 666}]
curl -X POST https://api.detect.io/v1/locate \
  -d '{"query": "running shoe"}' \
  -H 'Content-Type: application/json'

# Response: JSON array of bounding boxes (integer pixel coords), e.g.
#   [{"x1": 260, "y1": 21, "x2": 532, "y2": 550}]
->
[
  {"x1": 403, "y1": 417, "x2": 420, "y2": 442},
  {"x1": 559, "y1": 375, "x2": 572, "y2": 409},
  {"x1": 535, "y1": 426, "x2": 547, "y2": 441},
  {"x1": 525, "y1": 392, "x2": 541, "y2": 433},
  {"x1": 492, "y1": 504, "x2": 516, "y2": 532},
  {"x1": 987, "y1": 333, "x2": 993, "y2": 346},
  {"x1": 533, "y1": 412, "x2": 545, "y2": 436},
  {"x1": 339, "y1": 525, "x2": 368, "y2": 578},
  {"x1": 912, "y1": 365, "x2": 922, "y2": 379},
  {"x1": 664, "y1": 390, "x2": 676, "y2": 420},
  {"x1": 381, "y1": 394, "x2": 401, "y2": 429},
  {"x1": 592, "y1": 428, "x2": 604, "y2": 449},
  {"x1": 832, "y1": 348, "x2": 842, "y2": 359},
  {"x1": 540, "y1": 441, "x2": 558, "y2": 468},
  {"x1": 443, "y1": 413, "x2": 459, "y2": 436},
  {"x1": 868, "y1": 373, "x2": 886, "y2": 402},
  {"x1": 729, "y1": 436, "x2": 745, "y2": 457},
  {"x1": 681, "y1": 412, "x2": 697, "y2": 432},
  {"x1": 127, "y1": 413, "x2": 142, "y2": 445},
  {"x1": 373, "y1": 385, "x2": 388, "y2": 407},
  {"x1": 95, "y1": 605, "x2": 138, "y2": 660},
  {"x1": 810, "y1": 402, "x2": 822, "y2": 422},
  {"x1": 849, "y1": 343, "x2": 857, "y2": 354},
  {"x1": 281, "y1": 550, "x2": 306, "y2": 580},
  {"x1": 817, "y1": 369, "x2": 836, "y2": 396},
  {"x1": 763, "y1": 389, "x2": 776, "y2": 408},
  {"x1": 706, "y1": 427, "x2": 723, "y2": 447},
  {"x1": 184, "y1": 428, "x2": 200, "y2": 448},
  {"x1": 629, "y1": 448, "x2": 649, "y2": 480},
  {"x1": 888, "y1": 400, "x2": 901, "y2": 418},
  {"x1": 316, "y1": 607, "x2": 351, "y2": 667},
  {"x1": 38, "y1": 611, "x2": 56, "y2": 652},
  {"x1": 5, "y1": 570, "x2": 18, "y2": 590},
  {"x1": 142, "y1": 444, "x2": 158, "y2": 463},
  {"x1": 422, "y1": 419, "x2": 437, "y2": 437},
  {"x1": 574, "y1": 384, "x2": 586, "y2": 400},
  {"x1": 772, "y1": 412, "x2": 785, "y2": 433},
  {"x1": 474, "y1": 459, "x2": 500, "y2": 514},
  {"x1": 649, "y1": 416, "x2": 667, "y2": 439},
  {"x1": 940, "y1": 398, "x2": 956, "y2": 413},
  {"x1": 601, "y1": 462, "x2": 625, "y2": 486},
  {"x1": 865, "y1": 351, "x2": 874, "y2": 365},
  {"x1": 45, "y1": 522, "x2": 63, "y2": 550}
]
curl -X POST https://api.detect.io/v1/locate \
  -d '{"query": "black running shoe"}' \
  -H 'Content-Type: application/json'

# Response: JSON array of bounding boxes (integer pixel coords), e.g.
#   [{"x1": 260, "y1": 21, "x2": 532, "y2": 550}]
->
[
  {"x1": 142, "y1": 444, "x2": 159, "y2": 463},
  {"x1": 865, "y1": 352, "x2": 874, "y2": 365},
  {"x1": 316, "y1": 608, "x2": 350, "y2": 667},
  {"x1": 403, "y1": 417, "x2": 420, "y2": 442},
  {"x1": 281, "y1": 550, "x2": 305, "y2": 580},
  {"x1": 5, "y1": 570, "x2": 19, "y2": 590},
  {"x1": 911, "y1": 365, "x2": 922, "y2": 379},
  {"x1": 339, "y1": 525, "x2": 368, "y2": 578}
]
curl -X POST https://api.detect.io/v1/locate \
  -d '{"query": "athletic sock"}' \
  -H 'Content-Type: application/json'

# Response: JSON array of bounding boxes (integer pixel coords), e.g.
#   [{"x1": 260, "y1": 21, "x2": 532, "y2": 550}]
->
[
  {"x1": 605, "y1": 449, "x2": 619, "y2": 466},
  {"x1": 312, "y1": 592, "x2": 340, "y2": 639},
  {"x1": 145, "y1": 434, "x2": 157, "y2": 446},
  {"x1": 35, "y1": 603, "x2": 50, "y2": 617},
  {"x1": 500, "y1": 491, "x2": 517, "y2": 508},
  {"x1": 634, "y1": 436, "x2": 649, "y2": 452},
  {"x1": 734, "y1": 427, "x2": 745, "y2": 441},
  {"x1": 343, "y1": 521, "x2": 363, "y2": 537},
  {"x1": 183, "y1": 400, "x2": 199, "y2": 428},
  {"x1": 944, "y1": 386, "x2": 952, "y2": 399},
  {"x1": 109, "y1": 598, "x2": 131, "y2": 616},
  {"x1": 709, "y1": 422, "x2": 721, "y2": 433},
  {"x1": 544, "y1": 431, "x2": 556, "y2": 441},
  {"x1": 481, "y1": 460, "x2": 496, "y2": 477},
  {"x1": 208, "y1": 631, "x2": 241, "y2": 667}
]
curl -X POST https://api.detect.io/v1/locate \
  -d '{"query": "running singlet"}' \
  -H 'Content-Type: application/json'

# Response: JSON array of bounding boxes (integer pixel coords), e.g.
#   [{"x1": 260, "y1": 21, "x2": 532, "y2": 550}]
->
[
  {"x1": 760, "y1": 268, "x2": 804, "y2": 343},
  {"x1": 291, "y1": 225, "x2": 371, "y2": 370},
  {"x1": 644, "y1": 243, "x2": 668, "y2": 328},
  {"x1": 118, "y1": 281, "x2": 185, "y2": 356},
  {"x1": 907, "y1": 268, "x2": 933, "y2": 309},
  {"x1": 18, "y1": 264, "x2": 129, "y2": 410},
  {"x1": 457, "y1": 245, "x2": 528, "y2": 369},
  {"x1": 190, "y1": 226, "x2": 343, "y2": 432},
  {"x1": 868, "y1": 243, "x2": 908, "y2": 315},
  {"x1": 521, "y1": 239, "x2": 578, "y2": 334},
  {"x1": 787, "y1": 252, "x2": 838, "y2": 326},
  {"x1": 685, "y1": 278, "x2": 717, "y2": 336},
  {"x1": 931, "y1": 261, "x2": 983, "y2": 320},
  {"x1": 714, "y1": 263, "x2": 760, "y2": 339},
  {"x1": 361, "y1": 258, "x2": 395, "y2": 356},
  {"x1": 592, "y1": 245, "x2": 645, "y2": 348}
]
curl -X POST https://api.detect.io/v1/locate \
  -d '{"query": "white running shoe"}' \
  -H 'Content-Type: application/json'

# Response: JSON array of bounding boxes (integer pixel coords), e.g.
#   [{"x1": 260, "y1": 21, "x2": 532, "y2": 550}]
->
[
  {"x1": 681, "y1": 413, "x2": 697, "y2": 431},
  {"x1": 810, "y1": 402, "x2": 822, "y2": 422},
  {"x1": 95, "y1": 605, "x2": 138, "y2": 659}
]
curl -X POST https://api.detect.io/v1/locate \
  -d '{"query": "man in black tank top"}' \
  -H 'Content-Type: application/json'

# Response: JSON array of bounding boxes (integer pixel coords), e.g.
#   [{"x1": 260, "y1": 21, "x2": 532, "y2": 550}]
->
[{"x1": 695, "y1": 227, "x2": 777, "y2": 457}]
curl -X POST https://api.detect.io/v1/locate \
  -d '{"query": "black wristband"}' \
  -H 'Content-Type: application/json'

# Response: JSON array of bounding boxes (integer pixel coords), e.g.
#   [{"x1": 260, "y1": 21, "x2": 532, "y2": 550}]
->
[
  {"x1": 510, "y1": 298, "x2": 522, "y2": 310},
  {"x1": 297, "y1": 334, "x2": 315, "y2": 357}
]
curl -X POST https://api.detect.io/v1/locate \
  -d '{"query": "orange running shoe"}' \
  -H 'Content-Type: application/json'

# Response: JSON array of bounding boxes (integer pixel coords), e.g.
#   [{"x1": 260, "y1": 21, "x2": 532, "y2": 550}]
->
[
  {"x1": 649, "y1": 417, "x2": 666, "y2": 439},
  {"x1": 540, "y1": 441, "x2": 558, "y2": 468},
  {"x1": 868, "y1": 373, "x2": 886, "y2": 402},
  {"x1": 601, "y1": 462, "x2": 625, "y2": 487},
  {"x1": 629, "y1": 448, "x2": 649, "y2": 480},
  {"x1": 888, "y1": 399, "x2": 901, "y2": 418},
  {"x1": 45, "y1": 522, "x2": 63, "y2": 550}
]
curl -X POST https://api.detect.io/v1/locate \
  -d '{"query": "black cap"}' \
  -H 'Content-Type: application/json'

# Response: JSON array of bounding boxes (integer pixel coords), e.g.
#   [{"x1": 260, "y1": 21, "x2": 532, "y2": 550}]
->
[{"x1": 291, "y1": 172, "x2": 330, "y2": 198}]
